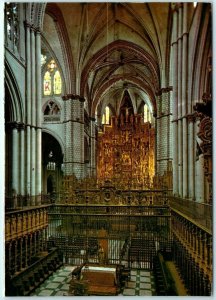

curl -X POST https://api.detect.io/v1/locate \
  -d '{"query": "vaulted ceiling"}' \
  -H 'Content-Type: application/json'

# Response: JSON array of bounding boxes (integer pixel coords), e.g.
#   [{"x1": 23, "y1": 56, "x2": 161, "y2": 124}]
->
[{"x1": 42, "y1": 2, "x2": 172, "y2": 116}]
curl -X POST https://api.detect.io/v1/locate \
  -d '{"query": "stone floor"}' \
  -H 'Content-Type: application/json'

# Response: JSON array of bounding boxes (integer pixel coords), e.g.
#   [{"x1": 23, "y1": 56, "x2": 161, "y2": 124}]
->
[
  {"x1": 30, "y1": 265, "x2": 156, "y2": 296},
  {"x1": 123, "y1": 269, "x2": 156, "y2": 296}
]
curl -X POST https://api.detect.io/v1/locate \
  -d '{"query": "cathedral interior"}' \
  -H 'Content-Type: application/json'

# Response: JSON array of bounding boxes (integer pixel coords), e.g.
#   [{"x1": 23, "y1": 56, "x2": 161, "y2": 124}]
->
[{"x1": 4, "y1": 2, "x2": 212, "y2": 297}]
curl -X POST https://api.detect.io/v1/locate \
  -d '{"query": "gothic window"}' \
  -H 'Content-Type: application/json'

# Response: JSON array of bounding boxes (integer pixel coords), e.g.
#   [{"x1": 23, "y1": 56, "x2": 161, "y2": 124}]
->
[
  {"x1": 43, "y1": 60, "x2": 62, "y2": 96},
  {"x1": 53, "y1": 70, "x2": 62, "y2": 94},
  {"x1": 47, "y1": 162, "x2": 56, "y2": 171},
  {"x1": 102, "y1": 106, "x2": 110, "y2": 125},
  {"x1": 102, "y1": 114, "x2": 105, "y2": 124},
  {"x1": 44, "y1": 71, "x2": 51, "y2": 96},
  {"x1": 5, "y1": 3, "x2": 19, "y2": 48},
  {"x1": 44, "y1": 100, "x2": 60, "y2": 122},
  {"x1": 47, "y1": 151, "x2": 56, "y2": 170},
  {"x1": 144, "y1": 105, "x2": 151, "y2": 123}
]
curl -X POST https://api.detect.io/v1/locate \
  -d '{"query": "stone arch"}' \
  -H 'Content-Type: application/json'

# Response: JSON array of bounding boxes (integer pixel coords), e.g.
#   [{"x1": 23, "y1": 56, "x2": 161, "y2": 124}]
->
[
  {"x1": 44, "y1": 3, "x2": 76, "y2": 94},
  {"x1": 42, "y1": 131, "x2": 64, "y2": 196},
  {"x1": 81, "y1": 40, "x2": 160, "y2": 98},
  {"x1": 42, "y1": 128, "x2": 64, "y2": 156},
  {"x1": 190, "y1": 4, "x2": 211, "y2": 102},
  {"x1": 91, "y1": 75, "x2": 156, "y2": 117},
  {"x1": 5, "y1": 61, "x2": 24, "y2": 123}
]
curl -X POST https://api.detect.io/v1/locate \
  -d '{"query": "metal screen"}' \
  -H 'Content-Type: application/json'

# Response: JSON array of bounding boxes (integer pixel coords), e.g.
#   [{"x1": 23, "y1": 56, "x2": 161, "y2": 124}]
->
[{"x1": 47, "y1": 205, "x2": 171, "y2": 269}]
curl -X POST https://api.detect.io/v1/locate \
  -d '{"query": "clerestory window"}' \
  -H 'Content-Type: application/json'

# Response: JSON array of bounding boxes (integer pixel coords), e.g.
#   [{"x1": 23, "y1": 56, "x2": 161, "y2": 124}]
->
[
  {"x1": 102, "y1": 106, "x2": 110, "y2": 125},
  {"x1": 144, "y1": 105, "x2": 151, "y2": 123},
  {"x1": 43, "y1": 59, "x2": 62, "y2": 96}
]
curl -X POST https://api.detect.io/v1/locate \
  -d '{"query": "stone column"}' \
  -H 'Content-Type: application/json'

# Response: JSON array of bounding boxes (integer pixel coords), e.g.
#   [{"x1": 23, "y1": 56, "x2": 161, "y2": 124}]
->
[
  {"x1": 31, "y1": 128, "x2": 36, "y2": 205},
  {"x1": 63, "y1": 96, "x2": 73, "y2": 175},
  {"x1": 12, "y1": 124, "x2": 19, "y2": 208},
  {"x1": 19, "y1": 125, "x2": 25, "y2": 197},
  {"x1": 171, "y1": 7, "x2": 179, "y2": 195},
  {"x1": 31, "y1": 27, "x2": 36, "y2": 205},
  {"x1": 63, "y1": 94, "x2": 85, "y2": 179},
  {"x1": 182, "y1": 3, "x2": 188, "y2": 198},
  {"x1": 25, "y1": 22, "x2": 31, "y2": 202},
  {"x1": 154, "y1": 114, "x2": 158, "y2": 177},
  {"x1": 35, "y1": 29, "x2": 42, "y2": 205},
  {"x1": 178, "y1": 5, "x2": 183, "y2": 197},
  {"x1": 90, "y1": 117, "x2": 96, "y2": 176},
  {"x1": 71, "y1": 98, "x2": 85, "y2": 179}
]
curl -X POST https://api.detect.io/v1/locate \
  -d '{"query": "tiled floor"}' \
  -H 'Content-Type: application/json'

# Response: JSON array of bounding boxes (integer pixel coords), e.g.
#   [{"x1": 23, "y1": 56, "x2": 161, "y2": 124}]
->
[
  {"x1": 123, "y1": 269, "x2": 156, "y2": 296},
  {"x1": 30, "y1": 265, "x2": 156, "y2": 296},
  {"x1": 30, "y1": 266, "x2": 74, "y2": 296}
]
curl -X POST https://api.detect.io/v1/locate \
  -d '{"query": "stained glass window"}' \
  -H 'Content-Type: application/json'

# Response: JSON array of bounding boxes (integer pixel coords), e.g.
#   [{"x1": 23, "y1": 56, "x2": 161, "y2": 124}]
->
[
  {"x1": 53, "y1": 70, "x2": 62, "y2": 94},
  {"x1": 144, "y1": 105, "x2": 151, "y2": 123},
  {"x1": 102, "y1": 114, "x2": 105, "y2": 124},
  {"x1": 44, "y1": 71, "x2": 51, "y2": 95},
  {"x1": 43, "y1": 60, "x2": 62, "y2": 96},
  {"x1": 102, "y1": 106, "x2": 110, "y2": 124},
  {"x1": 105, "y1": 106, "x2": 110, "y2": 124},
  {"x1": 144, "y1": 105, "x2": 148, "y2": 123}
]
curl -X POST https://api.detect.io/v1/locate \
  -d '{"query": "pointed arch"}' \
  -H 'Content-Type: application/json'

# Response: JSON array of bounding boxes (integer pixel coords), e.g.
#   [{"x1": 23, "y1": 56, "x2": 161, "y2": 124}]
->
[
  {"x1": 5, "y1": 60, "x2": 24, "y2": 123},
  {"x1": 189, "y1": 3, "x2": 211, "y2": 103},
  {"x1": 81, "y1": 40, "x2": 160, "y2": 98},
  {"x1": 45, "y1": 3, "x2": 76, "y2": 94}
]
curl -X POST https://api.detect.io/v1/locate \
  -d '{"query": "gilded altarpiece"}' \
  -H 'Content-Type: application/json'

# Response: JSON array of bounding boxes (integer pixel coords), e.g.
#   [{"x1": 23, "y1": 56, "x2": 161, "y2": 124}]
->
[{"x1": 97, "y1": 110, "x2": 155, "y2": 189}]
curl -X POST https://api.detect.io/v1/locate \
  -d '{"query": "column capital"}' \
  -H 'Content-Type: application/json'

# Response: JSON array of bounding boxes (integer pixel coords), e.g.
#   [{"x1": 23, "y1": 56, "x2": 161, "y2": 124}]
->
[
  {"x1": 5, "y1": 121, "x2": 19, "y2": 130},
  {"x1": 18, "y1": 123, "x2": 26, "y2": 130},
  {"x1": 62, "y1": 94, "x2": 85, "y2": 102},
  {"x1": 6, "y1": 121, "x2": 26, "y2": 131}
]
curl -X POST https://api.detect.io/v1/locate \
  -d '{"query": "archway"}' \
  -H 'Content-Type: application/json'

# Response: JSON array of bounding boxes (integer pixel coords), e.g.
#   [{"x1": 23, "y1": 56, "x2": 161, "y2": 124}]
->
[
  {"x1": 5, "y1": 66, "x2": 24, "y2": 208},
  {"x1": 42, "y1": 132, "x2": 63, "y2": 201}
]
